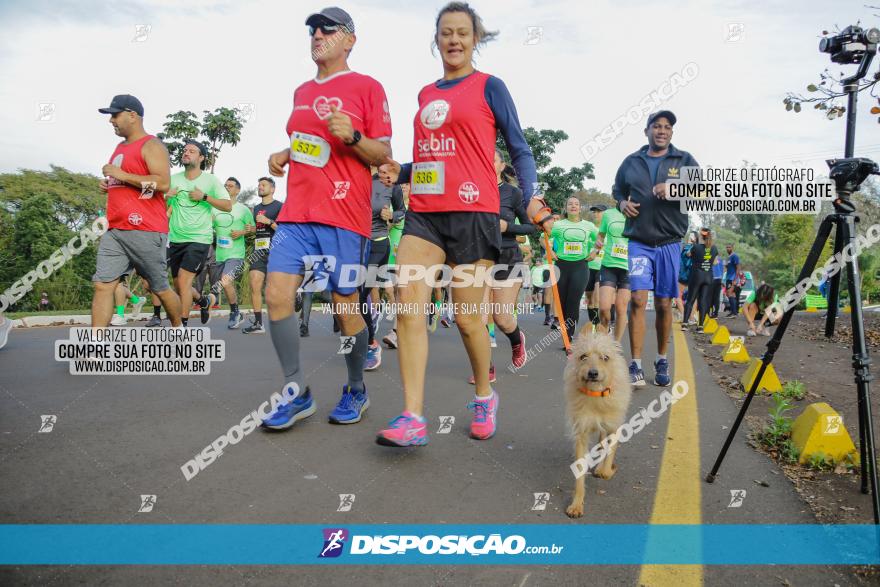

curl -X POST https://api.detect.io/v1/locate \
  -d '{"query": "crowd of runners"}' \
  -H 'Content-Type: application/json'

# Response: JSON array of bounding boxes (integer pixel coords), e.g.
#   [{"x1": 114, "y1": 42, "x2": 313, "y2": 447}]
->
[{"x1": 0, "y1": 3, "x2": 783, "y2": 445}]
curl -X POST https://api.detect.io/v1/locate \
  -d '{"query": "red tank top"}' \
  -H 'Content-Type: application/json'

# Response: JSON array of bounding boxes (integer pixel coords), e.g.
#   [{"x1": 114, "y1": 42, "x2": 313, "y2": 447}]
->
[
  {"x1": 410, "y1": 71, "x2": 498, "y2": 214},
  {"x1": 106, "y1": 134, "x2": 169, "y2": 232}
]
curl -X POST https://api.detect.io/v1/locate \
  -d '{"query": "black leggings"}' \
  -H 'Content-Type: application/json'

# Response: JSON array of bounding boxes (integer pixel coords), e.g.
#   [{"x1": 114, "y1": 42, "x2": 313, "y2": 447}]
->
[
  {"x1": 684, "y1": 270, "x2": 713, "y2": 326},
  {"x1": 709, "y1": 279, "x2": 722, "y2": 317},
  {"x1": 556, "y1": 259, "x2": 589, "y2": 335}
]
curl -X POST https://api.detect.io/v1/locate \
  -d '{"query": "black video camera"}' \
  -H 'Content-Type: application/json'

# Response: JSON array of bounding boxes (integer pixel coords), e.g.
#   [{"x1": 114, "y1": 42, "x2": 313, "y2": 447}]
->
[{"x1": 819, "y1": 25, "x2": 880, "y2": 64}]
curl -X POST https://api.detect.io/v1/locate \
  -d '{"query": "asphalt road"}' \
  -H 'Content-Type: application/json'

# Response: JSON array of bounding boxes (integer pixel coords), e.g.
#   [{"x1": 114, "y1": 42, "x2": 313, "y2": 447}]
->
[{"x1": 0, "y1": 308, "x2": 862, "y2": 586}]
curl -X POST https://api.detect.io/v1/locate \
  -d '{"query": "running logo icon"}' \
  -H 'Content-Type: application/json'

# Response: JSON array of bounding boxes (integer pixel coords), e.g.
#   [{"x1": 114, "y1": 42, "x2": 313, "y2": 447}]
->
[
  {"x1": 237, "y1": 103, "x2": 256, "y2": 122},
  {"x1": 132, "y1": 24, "x2": 151, "y2": 42},
  {"x1": 437, "y1": 416, "x2": 455, "y2": 434},
  {"x1": 825, "y1": 416, "x2": 842, "y2": 434},
  {"x1": 301, "y1": 255, "x2": 333, "y2": 292},
  {"x1": 524, "y1": 26, "x2": 543, "y2": 45},
  {"x1": 726, "y1": 23, "x2": 745, "y2": 42},
  {"x1": 140, "y1": 181, "x2": 156, "y2": 199},
  {"x1": 138, "y1": 494, "x2": 156, "y2": 513},
  {"x1": 128, "y1": 212, "x2": 143, "y2": 226},
  {"x1": 420, "y1": 99, "x2": 450, "y2": 130},
  {"x1": 630, "y1": 257, "x2": 648, "y2": 276},
  {"x1": 728, "y1": 489, "x2": 746, "y2": 508},
  {"x1": 38, "y1": 415, "x2": 57, "y2": 433},
  {"x1": 332, "y1": 181, "x2": 350, "y2": 200},
  {"x1": 318, "y1": 528, "x2": 348, "y2": 558},
  {"x1": 36, "y1": 102, "x2": 56, "y2": 122},
  {"x1": 337, "y1": 494, "x2": 355, "y2": 512},
  {"x1": 338, "y1": 336, "x2": 355, "y2": 355},
  {"x1": 531, "y1": 492, "x2": 550, "y2": 511}
]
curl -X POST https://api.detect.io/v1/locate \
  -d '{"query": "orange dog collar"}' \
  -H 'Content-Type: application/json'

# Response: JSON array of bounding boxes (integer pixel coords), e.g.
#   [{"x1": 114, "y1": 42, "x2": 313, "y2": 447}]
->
[{"x1": 578, "y1": 387, "x2": 611, "y2": 397}]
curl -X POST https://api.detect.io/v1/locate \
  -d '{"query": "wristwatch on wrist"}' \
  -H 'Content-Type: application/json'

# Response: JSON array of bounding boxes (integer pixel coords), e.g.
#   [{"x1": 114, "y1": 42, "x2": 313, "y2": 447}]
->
[
  {"x1": 202, "y1": 193, "x2": 208, "y2": 202},
  {"x1": 345, "y1": 130, "x2": 362, "y2": 146}
]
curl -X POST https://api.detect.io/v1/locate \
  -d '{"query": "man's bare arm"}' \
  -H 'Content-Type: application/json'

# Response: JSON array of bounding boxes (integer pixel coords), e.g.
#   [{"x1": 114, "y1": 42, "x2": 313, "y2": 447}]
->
[{"x1": 103, "y1": 138, "x2": 171, "y2": 193}]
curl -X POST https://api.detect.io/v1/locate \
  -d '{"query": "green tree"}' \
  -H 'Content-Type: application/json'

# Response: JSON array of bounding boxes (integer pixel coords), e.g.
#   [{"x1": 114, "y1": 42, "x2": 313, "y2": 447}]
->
[
  {"x1": 576, "y1": 187, "x2": 616, "y2": 209},
  {"x1": 156, "y1": 110, "x2": 200, "y2": 167},
  {"x1": 763, "y1": 215, "x2": 831, "y2": 294},
  {"x1": 202, "y1": 107, "x2": 245, "y2": 172},
  {"x1": 157, "y1": 107, "x2": 247, "y2": 172},
  {"x1": 496, "y1": 127, "x2": 594, "y2": 213},
  {"x1": 0, "y1": 167, "x2": 103, "y2": 311}
]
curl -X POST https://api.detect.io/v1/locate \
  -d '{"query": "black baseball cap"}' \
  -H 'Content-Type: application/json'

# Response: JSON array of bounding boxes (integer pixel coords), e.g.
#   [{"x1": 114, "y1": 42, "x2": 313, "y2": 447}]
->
[
  {"x1": 98, "y1": 94, "x2": 144, "y2": 117},
  {"x1": 589, "y1": 204, "x2": 608, "y2": 212},
  {"x1": 646, "y1": 110, "x2": 677, "y2": 128},
  {"x1": 305, "y1": 7, "x2": 355, "y2": 32},
  {"x1": 184, "y1": 140, "x2": 208, "y2": 158}
]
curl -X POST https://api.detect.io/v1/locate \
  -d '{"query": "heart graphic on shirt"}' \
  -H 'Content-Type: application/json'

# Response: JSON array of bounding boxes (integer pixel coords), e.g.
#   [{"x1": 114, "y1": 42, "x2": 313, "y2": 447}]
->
[{"x1": 313, "y1": 96, "x2": 343, "y2": 120}]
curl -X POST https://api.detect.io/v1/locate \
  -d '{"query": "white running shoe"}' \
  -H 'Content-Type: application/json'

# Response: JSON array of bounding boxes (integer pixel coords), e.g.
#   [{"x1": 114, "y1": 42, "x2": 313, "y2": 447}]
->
[
  {"x1": 110, "y1": 314, "x2": 126, "y2": 326},
  {"x1": 382, "y1": 330, "x2": 398, "y2": 349},
  {"x1": 0, "y1": 317, "x2": 11, "y2": 350},
  {"x1": 130, "y1": 296, "x2": 147, "y2": 317}
]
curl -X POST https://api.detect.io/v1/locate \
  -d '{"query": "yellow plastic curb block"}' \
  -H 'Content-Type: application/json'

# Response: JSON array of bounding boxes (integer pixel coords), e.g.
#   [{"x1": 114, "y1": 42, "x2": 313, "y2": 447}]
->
[
  {"x1": 722, "y1": 336, "x2": 750, "y2": 363},
  {"x1": 740, "y1": 358, "x2": 782, "y2": 393},
  {"x1": 791, "y1": 402, "x2": 858, "y2": 465},
  {"x1": 806, "y1": 307, "x2": 818, "y2": 313},
  {"x1": 703, "y1": 318, "x2": 718, "y2": 334},
  {"x1": 711, "y1": 325, "x2": 730, "y2": 345},
  {"x1": 844, "y1": 306, "x2": 852, "y2": 314}
]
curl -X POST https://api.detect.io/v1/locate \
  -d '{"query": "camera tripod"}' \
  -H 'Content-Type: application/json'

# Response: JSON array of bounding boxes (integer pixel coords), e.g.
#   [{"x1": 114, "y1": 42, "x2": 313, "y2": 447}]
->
[{"x1": 706, "y1": 32, "x2": 880, "y2": 525}]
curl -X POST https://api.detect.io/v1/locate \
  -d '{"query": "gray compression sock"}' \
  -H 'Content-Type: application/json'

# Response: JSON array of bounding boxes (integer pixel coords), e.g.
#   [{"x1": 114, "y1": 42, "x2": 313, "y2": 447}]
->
[
  {"x1": 344, "y1": 326, "x2": 368, "y2": 393},
  {"x1": 269, "y1": 314, "x2": 305, "y2": 393}
]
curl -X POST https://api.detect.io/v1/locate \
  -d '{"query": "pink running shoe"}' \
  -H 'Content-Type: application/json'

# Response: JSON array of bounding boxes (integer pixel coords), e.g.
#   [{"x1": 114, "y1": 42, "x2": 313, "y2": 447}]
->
[
  {"x1": 467, "y1": 365, "x2": 497, "y2": 385},
  {"x1": 511, "y1": 331, "x2": 526, "y2": 368},
  {"x1": 467, "y1": 391, "x2": 499, "y2": 440},
  {"x1": 375, "y1": 411, "x2": 428, "y2": 447}
]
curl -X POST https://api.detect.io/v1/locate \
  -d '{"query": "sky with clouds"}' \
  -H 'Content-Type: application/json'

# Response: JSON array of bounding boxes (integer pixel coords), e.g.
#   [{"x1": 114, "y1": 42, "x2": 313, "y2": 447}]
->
[{"x1": 1, "y1": 0, "x2": 879, "y2": 199}]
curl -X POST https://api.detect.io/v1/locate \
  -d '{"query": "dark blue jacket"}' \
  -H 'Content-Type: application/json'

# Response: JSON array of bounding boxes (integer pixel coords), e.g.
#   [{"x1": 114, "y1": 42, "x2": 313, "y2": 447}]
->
[{"x1": 612, "y1": 144, "x2": 698, "y2": 246}]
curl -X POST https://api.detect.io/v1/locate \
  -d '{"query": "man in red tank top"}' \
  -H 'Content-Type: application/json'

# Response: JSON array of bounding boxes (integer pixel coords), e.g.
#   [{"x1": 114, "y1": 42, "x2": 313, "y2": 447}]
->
[{"x1": 93, "y1": 94, "x2": 182, "y2": 327}]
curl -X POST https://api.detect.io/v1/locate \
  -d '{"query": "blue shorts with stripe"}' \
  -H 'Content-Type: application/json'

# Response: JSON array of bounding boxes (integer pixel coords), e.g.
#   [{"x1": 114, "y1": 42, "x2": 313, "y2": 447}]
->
[
  {"x1": 627, "y1": 240, "x2": 681, "y2": 299},
  {"x1": 267, "y1": 223, "x2": 370, "y2": 296}
]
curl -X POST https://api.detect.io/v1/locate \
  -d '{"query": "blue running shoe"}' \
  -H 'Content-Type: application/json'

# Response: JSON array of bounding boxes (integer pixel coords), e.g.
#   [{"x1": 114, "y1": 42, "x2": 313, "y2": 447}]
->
[
  {"x1": 329, "y1": 385, "x2": 370, "y2": 424},
  {"x1": 261, "y1": 386, "x2": 315, "y2": 430},
  {"x1": 629, "y1": 361, "x2": 646, "y2": 387},
  {"x1": 654, "y1": 358, "x2": 671, "y2": 387}
]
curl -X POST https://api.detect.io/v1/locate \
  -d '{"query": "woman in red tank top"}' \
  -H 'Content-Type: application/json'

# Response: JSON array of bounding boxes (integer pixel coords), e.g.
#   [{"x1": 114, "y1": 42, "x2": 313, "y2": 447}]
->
[{"x1": 376, "y1": 2, "x2": 540, "y2": 448}]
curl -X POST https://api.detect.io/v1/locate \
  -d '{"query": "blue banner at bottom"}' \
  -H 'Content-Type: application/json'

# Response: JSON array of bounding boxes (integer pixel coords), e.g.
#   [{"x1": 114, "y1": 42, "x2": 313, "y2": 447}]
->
[{"x1": 1, "y1": 525, "x2": 878, "y2": 565}]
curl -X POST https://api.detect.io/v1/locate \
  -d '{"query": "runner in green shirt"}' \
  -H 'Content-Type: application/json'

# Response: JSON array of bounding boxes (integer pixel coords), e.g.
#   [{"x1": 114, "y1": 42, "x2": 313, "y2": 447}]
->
[
  {"x1": 588, "y1": 205, "x2": 630, "y2": 341},
  {"x1": 212, "y1": 199, "x2": 254, "y2": 329},
  {"x1": 744, "y1": 284, "x2": 780, "y2": 336},
  {"x1": 549, "y1": 196, "x2": 593, "y2": 338},
  {"x1": 166, "y1": 140, "x2": 231, "y2": 326},
  {"x1": 583, "y1": 204, "x2": 608, "y2": 328}
]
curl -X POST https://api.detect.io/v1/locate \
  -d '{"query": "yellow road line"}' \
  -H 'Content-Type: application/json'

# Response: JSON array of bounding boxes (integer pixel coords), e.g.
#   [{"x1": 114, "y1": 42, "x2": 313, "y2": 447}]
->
[{"x1": 637, "y1": 327, "x2": 702, "y2": 586}]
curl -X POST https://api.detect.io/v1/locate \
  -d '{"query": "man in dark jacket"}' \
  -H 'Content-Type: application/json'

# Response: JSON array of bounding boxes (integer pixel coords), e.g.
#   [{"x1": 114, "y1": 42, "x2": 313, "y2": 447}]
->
[{"x1": 613, "y1": 110, "x2": 699, "y2": 388}]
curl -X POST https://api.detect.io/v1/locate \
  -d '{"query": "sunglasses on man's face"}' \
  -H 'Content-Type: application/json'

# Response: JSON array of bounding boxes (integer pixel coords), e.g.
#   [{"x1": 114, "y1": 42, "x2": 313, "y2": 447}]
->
[{"x1": 309, "y1": 22, "x2": 342, "y2": 36}]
